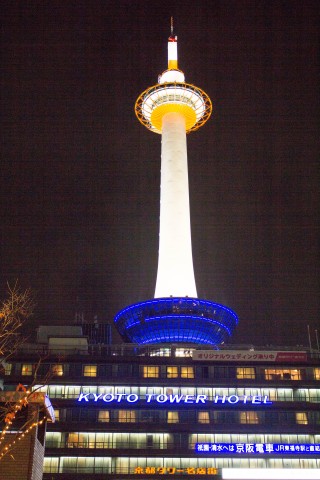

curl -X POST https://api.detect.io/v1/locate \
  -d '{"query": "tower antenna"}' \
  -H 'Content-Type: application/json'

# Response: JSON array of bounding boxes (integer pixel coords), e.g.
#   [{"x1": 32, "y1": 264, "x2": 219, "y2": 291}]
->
[{"x1": 170, "y1": 16, "x2": 174, "y2": 36}]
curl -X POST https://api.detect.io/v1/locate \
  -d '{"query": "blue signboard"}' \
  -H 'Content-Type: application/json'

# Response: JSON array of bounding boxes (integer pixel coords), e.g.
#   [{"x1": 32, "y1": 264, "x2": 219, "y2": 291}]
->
[{"x1": 195, "y1": 443, "x2": 320, "y2": 454}]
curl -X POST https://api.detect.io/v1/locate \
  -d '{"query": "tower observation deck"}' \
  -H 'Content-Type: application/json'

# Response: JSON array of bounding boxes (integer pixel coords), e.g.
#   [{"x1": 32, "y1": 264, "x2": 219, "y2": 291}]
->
[{"x1": 115, "y1": 24, "x2": 238, "y2": 346}]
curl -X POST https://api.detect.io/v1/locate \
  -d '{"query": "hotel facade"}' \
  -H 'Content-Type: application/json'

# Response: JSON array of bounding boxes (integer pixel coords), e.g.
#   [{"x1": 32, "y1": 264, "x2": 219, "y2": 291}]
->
[{"x1": 2, "y1": 333, "x2": 320, "y2": 480}]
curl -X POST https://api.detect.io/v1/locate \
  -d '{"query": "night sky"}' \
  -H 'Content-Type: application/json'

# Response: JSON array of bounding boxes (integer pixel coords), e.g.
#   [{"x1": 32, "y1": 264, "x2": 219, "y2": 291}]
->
[{"x1": 1, "y1": 1, "x2": 319, "y2": 347}]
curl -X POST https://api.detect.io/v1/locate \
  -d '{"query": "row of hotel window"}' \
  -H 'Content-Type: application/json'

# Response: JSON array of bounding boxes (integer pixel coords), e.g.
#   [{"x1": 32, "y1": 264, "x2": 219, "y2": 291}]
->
[
  {"x1": 43, "y1": 456, "x2": 320, "y2": 474},
  {"x1": 51, "y1": 408, "x2": 320, "y2": 425},
  {"x1": 30, "y1": 384, "x2": 320, "y2": 402},
  {"x1": 46, "y1": 432, "x2": 320, "y2": 451},
  {"x1": 45, "y1": 432, "x2": 320, "y2": 450},
  {"x1": 7, "y1": 363, "x2": 320, "y2": 380}
]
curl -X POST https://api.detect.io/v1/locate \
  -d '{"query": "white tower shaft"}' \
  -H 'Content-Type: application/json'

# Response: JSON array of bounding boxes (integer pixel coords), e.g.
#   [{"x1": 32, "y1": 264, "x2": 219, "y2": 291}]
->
[{"x1": 154, "y1": 112, "x2": 198, "y2": 298}]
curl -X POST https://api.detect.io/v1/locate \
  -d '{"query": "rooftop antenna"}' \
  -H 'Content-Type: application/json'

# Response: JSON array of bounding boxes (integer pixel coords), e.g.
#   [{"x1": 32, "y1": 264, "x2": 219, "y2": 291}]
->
[{"x1": 307, "y1": 324, "x2": 312, "y2": 351}]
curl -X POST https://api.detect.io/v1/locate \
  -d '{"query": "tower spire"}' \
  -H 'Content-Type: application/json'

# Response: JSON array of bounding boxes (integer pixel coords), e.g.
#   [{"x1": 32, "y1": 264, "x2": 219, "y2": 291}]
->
[{"x1": 167, "y1": 17, "x2": 178, "y2": 70}]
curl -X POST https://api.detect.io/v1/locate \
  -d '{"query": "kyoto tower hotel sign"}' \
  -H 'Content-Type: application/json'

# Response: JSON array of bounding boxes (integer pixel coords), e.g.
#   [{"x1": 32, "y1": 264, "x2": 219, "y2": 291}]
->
[{"x1": 115, "y1": 23, "x2": 238, "y2": 346}]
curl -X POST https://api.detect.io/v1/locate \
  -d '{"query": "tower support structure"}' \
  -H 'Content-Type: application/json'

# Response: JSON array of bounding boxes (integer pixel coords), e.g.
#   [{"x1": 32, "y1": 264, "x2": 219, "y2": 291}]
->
[{"x1": 155, "y1": 111, "x2": 197, "y2": 298}]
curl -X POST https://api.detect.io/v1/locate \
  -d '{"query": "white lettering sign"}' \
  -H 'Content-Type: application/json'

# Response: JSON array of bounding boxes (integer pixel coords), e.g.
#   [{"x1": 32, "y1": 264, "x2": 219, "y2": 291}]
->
[{"x1": 77, "y1": 392, "x2": 272, "y2": 406}]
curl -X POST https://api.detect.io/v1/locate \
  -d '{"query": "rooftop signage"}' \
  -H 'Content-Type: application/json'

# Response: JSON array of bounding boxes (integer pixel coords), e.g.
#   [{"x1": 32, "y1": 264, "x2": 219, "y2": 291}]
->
[
  {"x1": 196, "y1": 443, "x2": 320, "y2": 455},
  {"x1": 192, "y1": 350, "x2": 307, "y2": 363},
  {"x1": 78, "y1": 392, "x2": 272, "y2": 406}
]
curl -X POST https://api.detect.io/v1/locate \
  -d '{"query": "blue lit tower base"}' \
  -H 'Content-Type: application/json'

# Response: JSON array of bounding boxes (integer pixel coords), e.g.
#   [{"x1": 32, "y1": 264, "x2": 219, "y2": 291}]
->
[{"x1": 114, "y1": 297, "x2": 238, "y2": 346}]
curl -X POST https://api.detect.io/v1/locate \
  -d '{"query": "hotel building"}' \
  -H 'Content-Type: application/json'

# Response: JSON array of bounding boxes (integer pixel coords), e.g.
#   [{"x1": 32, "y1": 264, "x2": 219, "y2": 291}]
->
[{"x1": 2, "y1": 334, "x2": 320, "y2": 479}]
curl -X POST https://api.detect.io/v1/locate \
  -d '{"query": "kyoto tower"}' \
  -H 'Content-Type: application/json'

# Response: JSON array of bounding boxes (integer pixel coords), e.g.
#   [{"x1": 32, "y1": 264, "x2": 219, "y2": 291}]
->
[{"x1": 115, "y1": 22, "x2": 238, "y2": 346}]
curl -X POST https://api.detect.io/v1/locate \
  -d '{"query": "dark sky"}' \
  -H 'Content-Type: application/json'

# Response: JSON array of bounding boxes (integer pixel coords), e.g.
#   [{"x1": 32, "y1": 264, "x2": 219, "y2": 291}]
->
[{"x1": 1, "y1": 1, "x2": 319, "y2": 347}]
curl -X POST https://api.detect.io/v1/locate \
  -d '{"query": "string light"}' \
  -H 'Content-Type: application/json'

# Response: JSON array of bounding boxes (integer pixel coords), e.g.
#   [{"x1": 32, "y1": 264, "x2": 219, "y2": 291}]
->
[{"x1": 1, "y1": 388, "x2": 47, "y2": 460}]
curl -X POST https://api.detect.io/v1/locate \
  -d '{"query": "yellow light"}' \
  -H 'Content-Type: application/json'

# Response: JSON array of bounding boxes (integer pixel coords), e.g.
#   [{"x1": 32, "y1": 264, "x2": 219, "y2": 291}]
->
[
  {"x1": 150, "y1": 103, "x2": 196, "y2": 132},
  {"x1": 168, "y1": 59, "x2": 178, "y2": 70}
]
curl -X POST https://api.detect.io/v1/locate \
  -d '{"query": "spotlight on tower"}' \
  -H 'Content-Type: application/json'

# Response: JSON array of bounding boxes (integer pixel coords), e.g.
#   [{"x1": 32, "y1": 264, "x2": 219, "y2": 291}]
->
[{"x1": 114, "y1": 22, "x2": 238, "y2": 346}]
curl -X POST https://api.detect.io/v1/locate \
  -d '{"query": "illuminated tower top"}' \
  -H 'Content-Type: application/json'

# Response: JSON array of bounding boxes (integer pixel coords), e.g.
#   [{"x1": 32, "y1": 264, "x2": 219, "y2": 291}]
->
[{"x1": 135, "y1": 20, "x2": 212, "y2": 135}]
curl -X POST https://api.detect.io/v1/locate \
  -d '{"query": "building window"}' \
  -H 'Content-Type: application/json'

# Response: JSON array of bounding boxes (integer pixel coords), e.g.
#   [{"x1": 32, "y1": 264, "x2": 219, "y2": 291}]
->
[
  {"x1": 43, "y1": 457, "x2": 59, "y2": 474},
  {"x1": 67, "y1": 432, "x2": 88, "y2": 448},
  {"x1": 4, "y1": 363, "x2": 12, "y2": 375},
  {"x1": 239, "y1": 411, "x2": 259, "y2": 424},
  {"x1": 181, "y1": 366, "x2": 194, "y2": 379},
  {"x1": 143, "y1": 366, "x2": 159, "y2": 378},
  {"x1": 53, "y1": 409, "x2": 60, "y2": 422},
  {"x1": 167, "y1": 366, "x2": 178, "y2": 378},
  {"x1": 21, "y1": 364, "x2": 33, "y2": 376},
  {"x1": 214, "y1": 366, "x2": 230, "y2": 379},
  {"x1": 117, "y1": 364, "x2": 132, "y2": 377},
  {"x1": 98, "y1": 410, "x2": 110, "y2": 423},
  {"x1": 118, "y1": 410, "x2": 136, "y2": 422},
  {"x1": 264, "y1": 368, "x2": 302, "y2": 381},
  {"x1": 198, "y1": 411, "x2": 210, "y2": 424},
  {"x1": 52, "y1": 364, "x2": 64, "y2": 376},
  {"x1": 314, "y1": 368, "x2": 320, "y2": 380},
  {"x1": 296, "y1": 412, "x2": 308, "y2": 425},
  {"x1": 167, "y1": 411, "x2": 179, "y2": 423},
  {"x1": 83, "y1": 365, "x2": 97, "y2": 377},
  {"x1": 236, "y1": 367, "x2": 255, "y2": 379},
  {"x1": 201, "y1": 366, "x2": 209, "y2": 379}
]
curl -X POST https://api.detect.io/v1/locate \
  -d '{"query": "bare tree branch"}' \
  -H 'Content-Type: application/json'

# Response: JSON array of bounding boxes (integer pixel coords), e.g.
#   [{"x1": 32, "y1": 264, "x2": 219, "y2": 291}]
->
[{"x1": 0, "y1": 282, "x2": 34, "y2": 359}]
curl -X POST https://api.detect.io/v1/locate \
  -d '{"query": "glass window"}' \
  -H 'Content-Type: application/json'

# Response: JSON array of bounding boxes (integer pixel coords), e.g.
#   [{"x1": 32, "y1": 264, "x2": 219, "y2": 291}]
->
[
  {"x1": 143, "y1": 366, "x2": 159, "y2": 378},
  {"x1": 98, "y1": 410, "x2": 110, "y2": 423},
  {"x1": 214, "y1": 366, "x2": 229, "y2": 379},
  {"x1": 21, "y1": 364, "x2": 33, "y2": 376},
  {"x1": 264, "y1": 368, "x2": 302, "y2": 380},
  {"x1": 117, "y1": 364, "x2": 132, "y2": 377},
  {"x1": 47, "y1": 385, "x2": 65, "y2": 398},
  {"x1": 167, "y1": 366, "x2": 178, "y2": 378},
  {"x1": 53, "y1": 409, "x2": 60, "y2": 422},
  {"x1": 43, "y1": 457, "x2": 59, "y2": 474},
  {"x1": 296, "y1": 412, "x2": 308, "y2": 425},
  {"x1": 239, "y1": 411, "x2": 259, "y2": 424},
  {"x1": 201, "y1": 366, "x2": 209, "y2": 379},
  {"x1": 118, "y1": 410, "x2": 136, "y2": 422},
  {"x1": 52, "y1": 364, "x2": 64, "y2": 376},
  {"x1": 65, "y1": 386, "x2": 81, "y2": 398},
  {"x1": 309, "y1": 389, "x2": 320, "y2": 402},
  {"x1": 314, "y1": 368, "x2": 320, "y2": 380},
  {"x1": 45, "y1": 432, "x2": 62, "y2": 448},
  {"x1": 67, "y1": 433, "x2": 81, "y2": 448},
  {"x1": 175, "y1": 348, "x2": 193, "y2": 357},
  {"x1": 279, "y1": 412, "x2": 295, "y2": 424},
  {"x1": 198, "y1": 412, "x2": 210, "y2": 424},
  {"x1": 4, "y1": 363, "x2": 12, "y2": 375},
  {"x1": 181, "y1": 366, "x2": 194, "y2": 378},
  {"x1": 83, "y1": 365, "x2": 97, "y2": 377},
  {"x1": 236, "y1": 367, "x2": 255, "y2": 379},
  {"x1": 167, "y1": 411, "x2": 179, "y2": 423}
]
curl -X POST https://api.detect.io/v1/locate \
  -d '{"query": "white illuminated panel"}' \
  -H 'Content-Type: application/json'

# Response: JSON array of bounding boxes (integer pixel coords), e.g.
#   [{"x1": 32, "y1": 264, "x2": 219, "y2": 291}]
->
[
  {"x1": 222, "y1": 468, "x2": 320, "y2": 479},
  {"x1": 159, "y1": 70, "x2": 185, "y2": 83},
  {"x1": 168, "y1": 41, "x2": 177, "y2": 62},
  {"x1": 154, "y1": 112, "x2": 197, "y2": 298}
]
